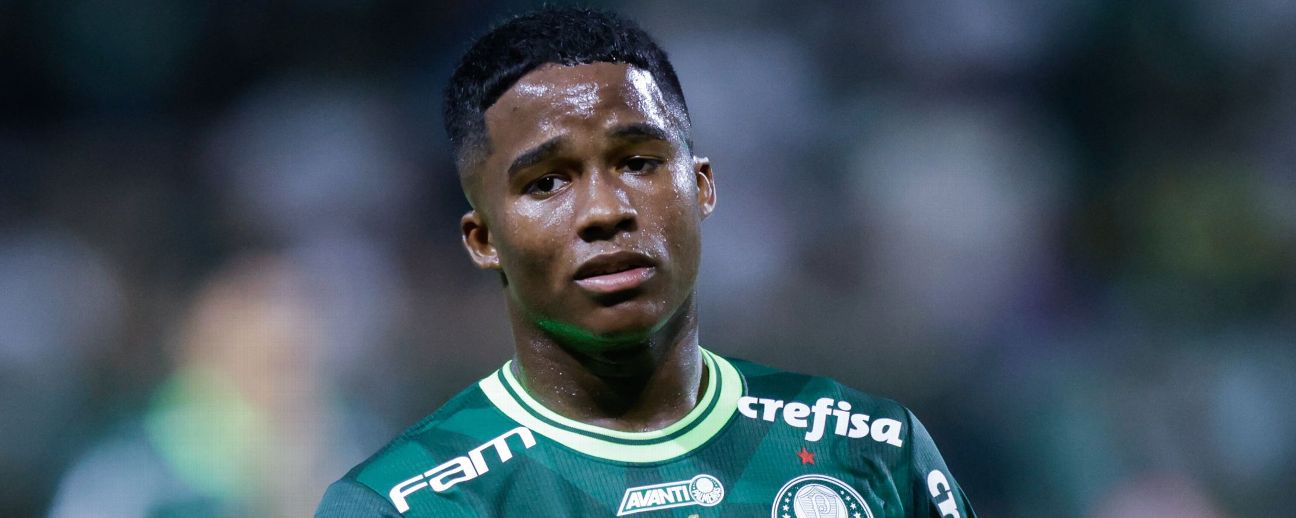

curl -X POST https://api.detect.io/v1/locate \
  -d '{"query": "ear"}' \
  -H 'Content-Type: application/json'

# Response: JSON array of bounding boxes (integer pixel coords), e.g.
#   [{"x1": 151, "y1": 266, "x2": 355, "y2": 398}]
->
[
  {"x1": 461, "y1": 210, "x2": 501, "y2": 270},
  {"x1": 693, "y1": 156, "x2": 716, "y2": 219}
]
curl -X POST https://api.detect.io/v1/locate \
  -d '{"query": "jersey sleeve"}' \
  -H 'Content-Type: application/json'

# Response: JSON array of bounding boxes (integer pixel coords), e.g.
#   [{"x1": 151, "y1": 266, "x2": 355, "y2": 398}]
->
[
  {"x1": 315, "y1": 477, "x2": 403, "y2": 518},
  {"x1": 906, "y1": 409, "x2": 977, "y2": 518}
]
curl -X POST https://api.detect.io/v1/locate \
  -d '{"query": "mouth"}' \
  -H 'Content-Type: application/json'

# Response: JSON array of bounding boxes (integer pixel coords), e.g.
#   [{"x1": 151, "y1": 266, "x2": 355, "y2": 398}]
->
[{"x1": 573, "y1": 251, "x2": 657, "y2": 294}]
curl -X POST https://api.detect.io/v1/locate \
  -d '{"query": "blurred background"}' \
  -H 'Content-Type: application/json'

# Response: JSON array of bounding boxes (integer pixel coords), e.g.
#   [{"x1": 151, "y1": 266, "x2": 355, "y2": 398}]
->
[{"x1": 2, "y1": 0, "x2": 1293, "y2": 516}]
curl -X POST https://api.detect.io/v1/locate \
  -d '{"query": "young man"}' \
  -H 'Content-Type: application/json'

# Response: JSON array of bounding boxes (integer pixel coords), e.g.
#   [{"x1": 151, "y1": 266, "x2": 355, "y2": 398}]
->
[{"x1": 317, "y1": 7, "x2": 975, "y2": 517}]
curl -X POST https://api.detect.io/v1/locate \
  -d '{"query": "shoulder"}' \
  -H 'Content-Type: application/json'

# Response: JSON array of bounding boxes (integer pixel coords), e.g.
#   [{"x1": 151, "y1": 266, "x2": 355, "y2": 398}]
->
[
  {"x1": 723, "y1": 356, "x2": 977, "y2": 516},
  {"x1": 352, "y1": 381, "x2": 504, "y2": 475},
  {"x1": 726, "y1": 356, "x2": 911, "y2": 416},
  {"x1": 320, "y1": 378, "x2": 520, "y2": 516}
]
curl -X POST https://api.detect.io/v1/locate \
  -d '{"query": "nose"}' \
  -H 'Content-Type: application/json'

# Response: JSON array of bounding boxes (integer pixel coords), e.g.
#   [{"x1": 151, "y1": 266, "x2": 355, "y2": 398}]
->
[{"x1": 576, "y1": 170, "x2": 637, "y2": 242}]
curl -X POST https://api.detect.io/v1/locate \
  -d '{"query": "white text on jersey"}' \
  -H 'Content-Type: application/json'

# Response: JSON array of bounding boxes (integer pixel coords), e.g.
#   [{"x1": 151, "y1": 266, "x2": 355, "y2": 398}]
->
[
  {"x1": 927, "y1": 469, "x2": 962, "y2": 517},
  {"x1": 388, "y1": 427, "x2": 537, "y2": 513},
  {"x1": 737, "y1": 396, "x2": 904, "y2": 446}
]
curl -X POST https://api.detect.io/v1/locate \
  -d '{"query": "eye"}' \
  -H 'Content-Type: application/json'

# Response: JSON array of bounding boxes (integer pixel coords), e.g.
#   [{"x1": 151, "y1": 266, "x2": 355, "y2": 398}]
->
[
  {"x1": 623, "y1": 157, "x2": 661, "y2": 174},
  {"x1": 524, "y1": 174, "x2": 569, "y2": 196}
]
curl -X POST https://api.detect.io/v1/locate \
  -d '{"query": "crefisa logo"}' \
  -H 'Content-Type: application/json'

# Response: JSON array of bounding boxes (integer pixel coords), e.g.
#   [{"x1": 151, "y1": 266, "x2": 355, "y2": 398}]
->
[
  {"x1": 616, "y1": 474, "x2": 725, "y2": 516},
  {"x1": 771, "y1": 475, "x2": 873, "y2": 518},
  {"x1": 738, "y1": 396, "x2": 905, "y2": 447}
]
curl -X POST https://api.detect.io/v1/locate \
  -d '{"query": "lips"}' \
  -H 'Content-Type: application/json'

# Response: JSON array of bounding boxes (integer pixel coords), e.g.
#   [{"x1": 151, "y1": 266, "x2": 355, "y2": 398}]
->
[{"x1": 573, "y1": 251, "x2": 657, "y2": 294}]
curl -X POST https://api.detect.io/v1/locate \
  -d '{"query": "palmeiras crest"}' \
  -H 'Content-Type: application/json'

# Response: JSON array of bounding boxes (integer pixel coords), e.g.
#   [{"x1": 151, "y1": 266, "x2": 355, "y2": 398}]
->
[{"x1": 771, "y1": 474, "x2": 874, "y2": 518}]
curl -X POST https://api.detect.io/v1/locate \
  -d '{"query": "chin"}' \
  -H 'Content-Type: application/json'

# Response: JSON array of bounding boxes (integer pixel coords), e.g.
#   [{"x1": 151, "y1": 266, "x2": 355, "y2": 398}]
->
[
  {"x1": 536, "y1": 308, "x2": 667, "y2": 352},
  {"x1": 579, "y1": 316, "x2": 662, "y2": 346}
]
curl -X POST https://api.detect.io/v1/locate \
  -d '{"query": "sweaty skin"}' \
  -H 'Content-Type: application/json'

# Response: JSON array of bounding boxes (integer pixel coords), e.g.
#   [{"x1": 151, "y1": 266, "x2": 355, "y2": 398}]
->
[{"x1": 459, "y1": 62, "x2": 716, "y2": 432}]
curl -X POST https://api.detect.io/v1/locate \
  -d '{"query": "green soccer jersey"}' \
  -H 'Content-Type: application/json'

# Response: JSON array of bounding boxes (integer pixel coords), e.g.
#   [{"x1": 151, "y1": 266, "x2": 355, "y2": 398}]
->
[{"x1": 317, "y1": 349, "x2": 975, "y2": 517}]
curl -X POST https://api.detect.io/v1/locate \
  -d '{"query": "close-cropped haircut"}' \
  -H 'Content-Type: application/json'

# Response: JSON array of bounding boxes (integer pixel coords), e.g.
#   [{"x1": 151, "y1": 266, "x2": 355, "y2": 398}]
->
[{"x1": 443, "y1": 6, "x2": 691, "y2": 173}]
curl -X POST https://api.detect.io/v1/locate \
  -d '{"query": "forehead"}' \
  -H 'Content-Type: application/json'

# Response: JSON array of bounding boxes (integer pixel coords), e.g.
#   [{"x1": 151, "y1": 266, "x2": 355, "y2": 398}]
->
[{"x1": 482, "y1": 62, "x2": 679, "y2": 157}]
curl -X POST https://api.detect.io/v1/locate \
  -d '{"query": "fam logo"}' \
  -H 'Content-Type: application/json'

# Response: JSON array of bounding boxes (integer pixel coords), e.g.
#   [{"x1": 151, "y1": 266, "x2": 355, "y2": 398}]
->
[
  {"x1": 388, "y1": 427, "x2": 536, "y2": 513},
  {"x1": 616, "y1": 474, "x2": 725, "y2": 516},
  {"x1": 771, "y1": 475, "x2": 873, "y2": 518}
]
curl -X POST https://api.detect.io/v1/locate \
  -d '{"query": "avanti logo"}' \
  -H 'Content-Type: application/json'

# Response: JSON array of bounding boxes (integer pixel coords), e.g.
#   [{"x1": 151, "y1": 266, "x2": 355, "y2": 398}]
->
[{"x1": 616, "y1": 474, "x2": 725, "y2": 516}]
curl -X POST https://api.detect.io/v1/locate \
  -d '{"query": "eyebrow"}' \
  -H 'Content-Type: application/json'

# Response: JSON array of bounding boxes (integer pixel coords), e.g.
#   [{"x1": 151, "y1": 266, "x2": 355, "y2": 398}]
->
[
  {"x1": 607, "y1": 122, "x2": 675, "y2": 144},
  {"x1": 507, "y1": 137, "x2": 565, "y2": 179},
  {"x1": 504, "y1": 122, "x2": 678, "y2": 179}
]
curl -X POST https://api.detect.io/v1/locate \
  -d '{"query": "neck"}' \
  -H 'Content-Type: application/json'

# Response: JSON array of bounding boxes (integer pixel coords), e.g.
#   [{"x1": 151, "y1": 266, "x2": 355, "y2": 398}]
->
[{"x1": 508, "y1": 298, "x2": 707, "y2": 432}]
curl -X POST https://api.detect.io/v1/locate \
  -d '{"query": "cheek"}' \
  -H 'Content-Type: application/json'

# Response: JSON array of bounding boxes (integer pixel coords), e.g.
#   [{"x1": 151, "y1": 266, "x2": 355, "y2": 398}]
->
[
  {"x1": 655, "y1": 173, "x2": 704, "y2": 270},
  {"x1": 668, "y1": 167, "x2": 703, "y2": 230},
  {"x1": 662, "y1": 153, "x2": 696, "y2": 200},
  {"x1": 497, "y1": 201, "x2": 573, "y2": 276},
  {"x1": 512, "y1": 192, "x2": 573, "y2": 229},
  {"x1": 670, "y1": 219, "x2": 702, "y2": 271},
  {"x1": 638, "y1": 166, "x2": 698, "y2": 223}
]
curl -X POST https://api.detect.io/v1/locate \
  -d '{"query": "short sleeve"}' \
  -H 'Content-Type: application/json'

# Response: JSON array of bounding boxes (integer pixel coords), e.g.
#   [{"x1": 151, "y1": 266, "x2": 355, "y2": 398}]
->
[
  {"x1": 906, "y1": 410, "x2": 977, "y2": 518},
  {"x1": 316, "y1": 478, "x2": 403, "y2": 518}
]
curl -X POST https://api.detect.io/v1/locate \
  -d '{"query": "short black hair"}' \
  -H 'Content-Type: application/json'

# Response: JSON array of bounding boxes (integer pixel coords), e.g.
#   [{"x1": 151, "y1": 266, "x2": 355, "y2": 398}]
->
[{"x1": 443, "y1": 6, "x2": 691, "y2": 172}]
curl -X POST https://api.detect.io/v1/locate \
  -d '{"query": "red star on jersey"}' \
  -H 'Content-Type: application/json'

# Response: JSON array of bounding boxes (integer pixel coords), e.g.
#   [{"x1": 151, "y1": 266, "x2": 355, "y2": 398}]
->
[{"x1": 796, "y1": 447, "x2": 815, "y2": 465}]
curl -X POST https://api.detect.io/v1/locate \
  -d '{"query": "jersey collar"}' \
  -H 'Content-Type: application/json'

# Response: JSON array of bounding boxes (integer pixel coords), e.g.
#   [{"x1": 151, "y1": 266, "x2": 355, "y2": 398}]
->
[{"x1": 478, "y1": 347, "x2": 743, "y2": 463}]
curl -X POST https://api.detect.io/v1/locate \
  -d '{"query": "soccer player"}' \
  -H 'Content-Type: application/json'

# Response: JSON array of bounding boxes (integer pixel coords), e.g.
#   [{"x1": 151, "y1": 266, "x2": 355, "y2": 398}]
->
[{"x1": 317, "y1": 7, "x2": 975, "y2": 517}]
